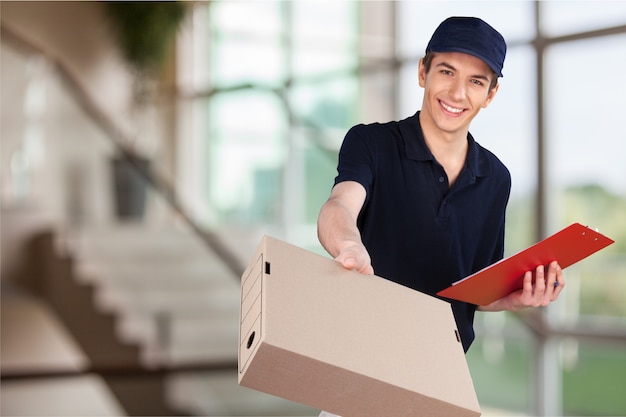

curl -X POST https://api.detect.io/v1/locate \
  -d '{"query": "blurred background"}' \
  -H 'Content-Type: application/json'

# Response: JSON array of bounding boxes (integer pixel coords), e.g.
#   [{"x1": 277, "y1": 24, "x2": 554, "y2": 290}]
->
[{"x1": 1, "y1": 1, "x2": 625, "y2": 416}]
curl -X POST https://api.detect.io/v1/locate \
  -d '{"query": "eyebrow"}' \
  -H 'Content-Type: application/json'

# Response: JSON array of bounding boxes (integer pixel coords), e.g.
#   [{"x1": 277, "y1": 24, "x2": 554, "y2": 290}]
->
[{"x1": 435, "y1": 61, "x2": 491, "y2": 83}]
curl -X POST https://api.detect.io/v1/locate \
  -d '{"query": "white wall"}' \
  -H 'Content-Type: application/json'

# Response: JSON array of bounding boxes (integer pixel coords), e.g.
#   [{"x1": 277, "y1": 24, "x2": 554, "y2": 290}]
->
[
  {"x1": 0, "y1": 1, "x2": 135, "y2": 134},
  {"x1": 0, "y1": 1, "x2": 148, "y2": 284}
]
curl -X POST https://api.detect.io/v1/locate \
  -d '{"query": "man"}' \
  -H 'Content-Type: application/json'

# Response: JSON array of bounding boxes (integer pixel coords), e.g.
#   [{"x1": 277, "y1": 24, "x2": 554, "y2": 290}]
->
[{"x1": 317, "y1": 15, "x2": 564, "y2": 404}]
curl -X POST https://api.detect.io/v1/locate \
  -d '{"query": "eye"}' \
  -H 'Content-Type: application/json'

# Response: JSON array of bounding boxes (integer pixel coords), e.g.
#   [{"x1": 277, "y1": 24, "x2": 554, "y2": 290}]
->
[
  {"x1": 470, "y1": 78, "x2": 485, "y2": 87},
  {"x1": 440, "y1": 69, "x2": 453, "y2": 76}
]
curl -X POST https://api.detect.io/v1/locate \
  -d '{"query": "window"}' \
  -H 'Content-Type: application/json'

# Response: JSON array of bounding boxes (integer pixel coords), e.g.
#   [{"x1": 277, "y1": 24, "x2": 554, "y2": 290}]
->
[
  {"x1": 179, "y1": 2, "x2": 626, "y2": 414},
  {"x1": 545, "y1": 34, "x2": 626, "y2": 319},
  {"x1": 197, "y1": 1, "x2": 359, "y2": 247}
]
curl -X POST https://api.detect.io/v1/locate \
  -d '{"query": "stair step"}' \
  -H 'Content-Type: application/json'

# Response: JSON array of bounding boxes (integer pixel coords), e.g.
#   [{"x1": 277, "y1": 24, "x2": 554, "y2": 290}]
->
[
  {"x1": 166, "y1": 345, "x2": 237, "y2": 364},
  {"x1": 61, "y1": 224, "x2": 247, "y2": 370},
  {"x1": 117, "y1": 313, "x2": 239, "y2": 362},
  {"x1": 95, "y1": 284, "x2": 239, "y2": 314},
  {"x1": 75, "y1": 260, "x2": 237, "y2": 287}
]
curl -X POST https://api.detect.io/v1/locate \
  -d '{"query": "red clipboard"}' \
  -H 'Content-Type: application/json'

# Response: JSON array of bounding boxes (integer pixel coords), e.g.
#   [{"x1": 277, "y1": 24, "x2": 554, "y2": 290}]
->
[{"x1": 436, "y1": 223, "x2": 615, "y2": 306}]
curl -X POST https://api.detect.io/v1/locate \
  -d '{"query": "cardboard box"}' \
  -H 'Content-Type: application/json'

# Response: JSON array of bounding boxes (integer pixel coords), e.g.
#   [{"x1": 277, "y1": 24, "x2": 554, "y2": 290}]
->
[{"x1": 238, "y1": 236, "x2": 480, "y2": 417}]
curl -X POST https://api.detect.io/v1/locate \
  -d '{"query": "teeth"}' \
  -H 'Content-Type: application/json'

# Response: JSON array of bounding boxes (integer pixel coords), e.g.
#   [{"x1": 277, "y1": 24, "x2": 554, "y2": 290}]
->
[{"x1": 441, "y1": 102, "x2": 463, "y2": 113}]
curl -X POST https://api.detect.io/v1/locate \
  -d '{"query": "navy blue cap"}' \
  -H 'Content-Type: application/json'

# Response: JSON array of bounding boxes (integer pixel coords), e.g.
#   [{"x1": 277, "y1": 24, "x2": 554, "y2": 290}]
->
[{"x1": 426, "y1": 17, "x2": 507, "y2": 77}]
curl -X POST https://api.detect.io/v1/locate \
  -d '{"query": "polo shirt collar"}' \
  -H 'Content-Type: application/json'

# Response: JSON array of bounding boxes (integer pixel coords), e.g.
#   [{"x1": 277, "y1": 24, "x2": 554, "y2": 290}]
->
[{"x1": 400, "y1": 112, "x2": 491, "y2": 178}]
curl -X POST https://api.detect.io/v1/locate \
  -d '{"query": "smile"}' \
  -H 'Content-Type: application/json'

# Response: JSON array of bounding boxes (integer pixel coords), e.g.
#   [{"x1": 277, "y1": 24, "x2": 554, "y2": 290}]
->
[{"x1": 440, "y1": 101, "x2": 464, "y2": 114}]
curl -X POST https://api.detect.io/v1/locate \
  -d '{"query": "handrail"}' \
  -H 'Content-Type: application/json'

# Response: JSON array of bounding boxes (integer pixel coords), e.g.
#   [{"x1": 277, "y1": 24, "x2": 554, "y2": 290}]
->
[
  {"x1": 0, "y1": 360, "x2": 238, "y2": 382},
  {"x1": 0, "y1": 23, "x2": 245, "y2": 278},
  {"x1": 516, "y1": 309, "x2": 626, "y2": 345}
]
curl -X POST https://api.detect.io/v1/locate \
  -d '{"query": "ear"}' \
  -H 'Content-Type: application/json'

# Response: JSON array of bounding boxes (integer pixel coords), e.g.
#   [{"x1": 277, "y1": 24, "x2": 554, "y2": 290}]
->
[
  {"x1": 418, "y1": 58, "x2": 426, "y2": 88},
  {"x1": 481, "y1": 82, "x2": 500, "y2": 108}
]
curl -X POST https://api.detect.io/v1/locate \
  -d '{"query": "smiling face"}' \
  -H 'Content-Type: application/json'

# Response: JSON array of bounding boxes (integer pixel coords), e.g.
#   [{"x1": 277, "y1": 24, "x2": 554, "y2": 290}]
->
[{"x1": 418, "y1": 51, "x2": 499, "y2": 141}]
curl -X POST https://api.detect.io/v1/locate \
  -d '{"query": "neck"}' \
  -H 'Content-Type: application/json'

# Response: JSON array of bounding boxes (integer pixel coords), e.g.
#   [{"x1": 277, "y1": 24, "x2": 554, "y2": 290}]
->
[
  {"x1": 418, "y1": 112, "x2": 469, "y2": 186},
  {"x1": 418, "y1": 112, "x2": 468, "y2": 158}
]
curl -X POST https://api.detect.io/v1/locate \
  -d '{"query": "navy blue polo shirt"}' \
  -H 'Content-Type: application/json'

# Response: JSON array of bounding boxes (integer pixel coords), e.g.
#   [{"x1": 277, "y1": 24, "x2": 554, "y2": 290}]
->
[{"x1": 334, "y1": 112, "x2": 511, "y2": 351}]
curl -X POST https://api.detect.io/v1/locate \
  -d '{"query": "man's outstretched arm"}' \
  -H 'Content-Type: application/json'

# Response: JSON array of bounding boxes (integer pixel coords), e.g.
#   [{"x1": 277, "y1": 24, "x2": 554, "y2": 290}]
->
[{"x1": 317, "y1": 181, "x2": 373, "y2": 275}]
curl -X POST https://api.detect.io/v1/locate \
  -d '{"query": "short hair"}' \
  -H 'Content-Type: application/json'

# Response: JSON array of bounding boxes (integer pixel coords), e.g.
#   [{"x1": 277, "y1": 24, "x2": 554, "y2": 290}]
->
[{"x1": 422, "y1": 51, "x2": 499, "y2": 91}]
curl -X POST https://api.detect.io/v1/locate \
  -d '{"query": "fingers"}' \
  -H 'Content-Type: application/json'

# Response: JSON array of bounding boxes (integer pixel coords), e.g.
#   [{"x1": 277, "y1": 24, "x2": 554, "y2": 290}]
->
[
  {"x1": 522, "y1": 270, "x2": 534, "y2": 294},
  {"x1": 493, "y1": 262, "x2": 565, "y2": 311},
  {"x1": 336, "y1": 246, "x2": 374, "y2": 275},
  {"x1": 533, "y1": 262, "x2": 565, "y2": 306},
  {"x1": 549, "y1": 261, "x2": 564, "y2": 300},
  {"x1": 341, "y1": 255, "x2": 374, "y2": 275},
  {"x1": 535, "y1": 264, "x2": 547, "y2": 295}
]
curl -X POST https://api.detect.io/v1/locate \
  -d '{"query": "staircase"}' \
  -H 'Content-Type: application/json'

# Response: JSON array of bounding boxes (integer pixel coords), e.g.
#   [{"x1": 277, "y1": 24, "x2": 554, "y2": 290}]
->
[
  {"x1": 27, "y1": 223, "x2": 319, "y2": 416},
  {"x1": 64, "y1": 223, "x2": 241, "y2": 367},
  {"x1": 40, "y1": 222, "x2": 241, "y2": 415}
]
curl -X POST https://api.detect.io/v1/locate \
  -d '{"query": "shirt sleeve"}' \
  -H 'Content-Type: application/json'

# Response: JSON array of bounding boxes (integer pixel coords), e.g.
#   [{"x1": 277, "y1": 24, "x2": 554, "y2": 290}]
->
[{"x1": 334, "y1": 124, "x2": 376, "y2": 200}]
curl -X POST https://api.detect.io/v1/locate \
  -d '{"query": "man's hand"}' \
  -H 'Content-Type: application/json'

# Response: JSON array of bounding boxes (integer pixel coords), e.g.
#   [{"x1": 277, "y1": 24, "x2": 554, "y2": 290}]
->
[
  {"x1": 334, "y1": 242, "x2": 374, "y2": 275},
  {"x1": 479, "y1": 261, "x2": 565, "y2": 312}
]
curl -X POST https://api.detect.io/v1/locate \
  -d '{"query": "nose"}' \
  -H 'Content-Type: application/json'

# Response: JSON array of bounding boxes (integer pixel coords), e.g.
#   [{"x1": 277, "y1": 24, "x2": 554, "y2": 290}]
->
[{"x1": 449, "y1": 78, "x2": 466, "y2": 101}]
